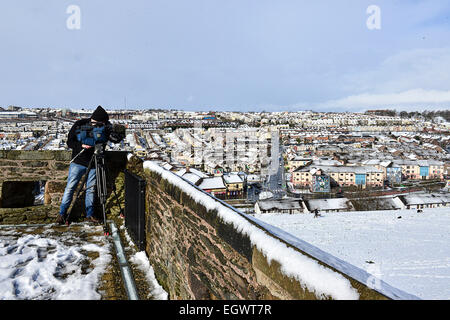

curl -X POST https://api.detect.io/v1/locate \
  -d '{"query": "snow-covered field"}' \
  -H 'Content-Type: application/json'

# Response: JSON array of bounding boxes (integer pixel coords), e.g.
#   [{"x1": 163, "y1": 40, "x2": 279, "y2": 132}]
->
[{"x1": 254, "y1": 207, "x2": 450, "y2": 300}]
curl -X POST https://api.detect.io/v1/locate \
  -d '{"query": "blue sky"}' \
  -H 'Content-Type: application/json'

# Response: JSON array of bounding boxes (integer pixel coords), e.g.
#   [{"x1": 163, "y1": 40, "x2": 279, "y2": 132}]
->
[{"x1": 0, "y1": 1, "x2": 449, "y2": 112}]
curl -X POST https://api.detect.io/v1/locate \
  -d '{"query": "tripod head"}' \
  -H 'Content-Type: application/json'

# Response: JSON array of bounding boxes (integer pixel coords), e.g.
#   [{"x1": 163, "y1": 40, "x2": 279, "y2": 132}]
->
[{"x1": 94, "y1": 142, "x2": 106, "y2": 156}]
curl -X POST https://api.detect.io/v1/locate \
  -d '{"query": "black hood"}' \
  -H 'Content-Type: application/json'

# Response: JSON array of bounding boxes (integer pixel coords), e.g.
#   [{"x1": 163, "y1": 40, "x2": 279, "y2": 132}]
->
[{"x1": 91, "y1": 105, "x2": 109, "y2": 122}]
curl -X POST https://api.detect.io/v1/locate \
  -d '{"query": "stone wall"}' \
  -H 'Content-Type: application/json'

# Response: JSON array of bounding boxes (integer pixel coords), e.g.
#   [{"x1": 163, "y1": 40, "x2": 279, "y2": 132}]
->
[
  {"x1": 128, "y1": 157, "x2": 397, "y2": 300},
  {"x1": 0, "y1": 151, "x2": 413, "y2": 299},
  {"x1": 0, "y1": 150, "x2": 128, "y2": 224},
  {"x1": 0, "y1": 150, "x2": 71, "y2": 224}
]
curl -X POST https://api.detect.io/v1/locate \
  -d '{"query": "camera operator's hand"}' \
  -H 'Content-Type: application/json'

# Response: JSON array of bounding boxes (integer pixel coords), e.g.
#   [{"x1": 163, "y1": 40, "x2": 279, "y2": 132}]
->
[{"x1": 82, "y1": 144, "x2": 93, "y2": 149}]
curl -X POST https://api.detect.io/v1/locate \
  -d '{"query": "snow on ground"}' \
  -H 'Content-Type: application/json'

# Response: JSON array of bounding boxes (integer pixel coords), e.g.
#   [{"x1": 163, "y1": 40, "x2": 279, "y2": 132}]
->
[
  {"x1": 254, "y1": 207, "x2": 450, "y2": 300},
  {"x1": 0, "y1": 224, "x2": 112, "y2": 300},
  {"x1": 119, "y1": 224, "x2": 168, "y2": 300},
  {"x1": 129, "y1": 252, "x2": 168, "y2": 300},
  {"x1": 0, "y1": 221, "x2": 168, "y2": 300}
]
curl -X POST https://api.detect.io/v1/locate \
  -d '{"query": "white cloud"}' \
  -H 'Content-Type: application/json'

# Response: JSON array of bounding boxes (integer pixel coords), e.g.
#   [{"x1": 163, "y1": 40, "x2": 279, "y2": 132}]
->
[
  {"x1": 344, "y1": 47, "x2": 450, "y2": 94},
  {"x1": 316, "y1": 88, "x2": 450, "y2": 111},
  {"x1": 309, "y1": 47, "x2": 450, "y2": 111}
]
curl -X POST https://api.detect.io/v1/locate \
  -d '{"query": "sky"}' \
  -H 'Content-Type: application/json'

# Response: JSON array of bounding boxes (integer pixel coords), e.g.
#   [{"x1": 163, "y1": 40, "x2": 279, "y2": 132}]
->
[{"x1": 0, "y1": 0, "x2": 449, "y2": 112}]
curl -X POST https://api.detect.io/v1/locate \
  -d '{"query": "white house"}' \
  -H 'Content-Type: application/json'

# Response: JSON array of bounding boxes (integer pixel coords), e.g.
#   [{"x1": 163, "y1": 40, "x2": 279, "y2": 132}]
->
[
  {"x1": 255, "y1": 199, "x2": 304, "y2": 214},
  {"x1": 304, "y1": 198, "x2": 354, "y2": 213},
  {"x1": 393, "y1": 193, "x2": 450, "y2": 210}
]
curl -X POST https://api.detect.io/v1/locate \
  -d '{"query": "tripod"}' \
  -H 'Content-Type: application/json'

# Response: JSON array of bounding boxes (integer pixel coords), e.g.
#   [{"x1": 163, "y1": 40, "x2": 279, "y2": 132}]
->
[{"x1": 64, "y1": 144, "x2": 123, "y2": 236}]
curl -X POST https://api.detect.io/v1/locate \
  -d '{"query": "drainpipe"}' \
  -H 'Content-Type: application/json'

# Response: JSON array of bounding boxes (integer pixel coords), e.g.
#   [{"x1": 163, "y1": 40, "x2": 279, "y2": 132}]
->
[{"x1": 108, "y1": 220, "x2": 140, "y2": 300}]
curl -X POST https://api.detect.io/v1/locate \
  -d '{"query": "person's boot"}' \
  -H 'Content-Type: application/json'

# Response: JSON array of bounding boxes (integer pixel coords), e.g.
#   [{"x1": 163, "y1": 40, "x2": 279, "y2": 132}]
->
[
  {"x1": 55, "y1": 214, "x2": 66, "y2": 225},
  {"x1": 85, "y1": 216, "x2": 100, "y2": 224}
]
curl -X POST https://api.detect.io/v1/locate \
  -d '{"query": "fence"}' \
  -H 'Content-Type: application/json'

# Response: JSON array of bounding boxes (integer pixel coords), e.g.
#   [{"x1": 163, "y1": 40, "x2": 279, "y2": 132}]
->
[{"x1": 124, "y1": 169, "x2": 146, "y2": 251}]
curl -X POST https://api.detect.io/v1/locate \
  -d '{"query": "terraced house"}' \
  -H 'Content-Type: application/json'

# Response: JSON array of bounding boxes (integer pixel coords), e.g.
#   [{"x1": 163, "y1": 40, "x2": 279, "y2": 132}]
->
[
  {"x1": 392, "y1": 160, "x2": 445, "y2": 180},
  {"x1": 292, "y1": 164, "x2": 384, "y2": 190}
]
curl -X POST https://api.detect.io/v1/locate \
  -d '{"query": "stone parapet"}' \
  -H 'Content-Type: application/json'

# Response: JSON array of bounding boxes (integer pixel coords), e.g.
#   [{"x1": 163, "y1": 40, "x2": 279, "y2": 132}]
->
[
  {"x1": 0, "y1": 150, "x2": 128, "y2": 224},
  {"x1": 127, "y1": 157, "x2": 413, "y2": 300},
  {"x1": 0, "y1": 151, "x2": 71, "y2": 213}
]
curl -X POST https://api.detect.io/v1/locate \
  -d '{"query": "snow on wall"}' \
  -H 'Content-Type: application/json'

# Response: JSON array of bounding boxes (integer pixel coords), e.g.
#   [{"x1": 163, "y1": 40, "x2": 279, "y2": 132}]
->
[{"x1": 143, "y1": 160, "x2": 360, "y2": 300}]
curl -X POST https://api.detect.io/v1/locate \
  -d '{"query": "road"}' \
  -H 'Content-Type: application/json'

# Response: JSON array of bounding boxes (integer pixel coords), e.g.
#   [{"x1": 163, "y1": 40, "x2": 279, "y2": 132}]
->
[
  {"x1": 250, "y1": 131, "x2": 287, "y2": 201},
  {"x1": 267, "y1": 147, "x2": 287, "y2": 200}
]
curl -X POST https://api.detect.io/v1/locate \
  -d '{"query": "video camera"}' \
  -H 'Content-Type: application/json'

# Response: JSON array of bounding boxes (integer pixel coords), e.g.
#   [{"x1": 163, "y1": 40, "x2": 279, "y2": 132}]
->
[{"x1": 76, "y1": 122, "x2": 126, "y2": 147}]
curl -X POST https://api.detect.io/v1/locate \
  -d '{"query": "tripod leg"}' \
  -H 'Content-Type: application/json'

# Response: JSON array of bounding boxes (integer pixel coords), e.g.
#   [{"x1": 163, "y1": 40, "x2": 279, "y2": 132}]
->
[
  {"x1": 112, "y1": 186, "x2": 125, "y2": 218},
  {"x1": 95, "y1": 153, "x2": 110, "y2": 235},
  {"x1": 102, "y1": 161, "x2": 125, "y2": 218}
]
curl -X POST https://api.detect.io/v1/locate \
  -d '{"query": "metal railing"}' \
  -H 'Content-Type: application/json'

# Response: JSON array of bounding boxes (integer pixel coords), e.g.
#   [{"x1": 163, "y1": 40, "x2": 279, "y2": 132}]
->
[{"x1": 124, "y1": 169, "x2": 146, "y2": 251}]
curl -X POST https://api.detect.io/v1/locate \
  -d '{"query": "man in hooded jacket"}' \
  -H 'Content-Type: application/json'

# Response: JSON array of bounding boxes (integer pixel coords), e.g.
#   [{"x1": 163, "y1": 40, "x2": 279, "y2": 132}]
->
[{"x1": 56, "y1": 106, "x2": 110, "y2": 224}]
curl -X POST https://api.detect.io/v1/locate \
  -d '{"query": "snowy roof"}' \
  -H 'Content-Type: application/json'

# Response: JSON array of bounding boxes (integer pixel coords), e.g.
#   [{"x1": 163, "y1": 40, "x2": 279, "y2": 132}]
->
[
  {"x1": 295, "y1": 165, "x2": 383, "y2": 174},
  {"x1": 175, "y1": 167, "x2": 208, "y2": 178},
  {"x1": 182, "y1": 173, "x2": 202, "y2": 185},
  {"x1": 398, "y1": 193, "x2": 450, "y2": 205},
  {"x1": 363, "y1": 159, "x2": 380, "y2": 165},
  {"x1": 392, "y1": 159, "x2": 444, "y2": 167},
  {"x1": 312, "y1": 159, "x2": 342, "y2": 166},
  {"x1": 223, "y1": 173, "x2": 243, "y2": 184},
  {"x1": 380, "y1": 161, "x2": 392, "y2": 167},
  {"x1": 306, "y1": 198, "x2": 352, "y2": 211},
  {"x1": 361, "y1": 159, "x2": 392, "y2": 167},
  {"x1": 198, "y1": 176, "x2": 226, "y2": 190},
  {"x1": 161, "y1": 162, "x2": 173, "y2": 171},
  {"x1": 257, "y1": 199, "x2": 303, "y2": 211},
  {"x1": 292, "y1": 156, "x2": 312, "y2": 161}
]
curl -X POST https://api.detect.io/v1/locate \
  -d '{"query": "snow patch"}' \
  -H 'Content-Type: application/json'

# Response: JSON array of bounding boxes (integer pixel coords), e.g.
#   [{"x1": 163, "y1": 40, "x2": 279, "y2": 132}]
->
[
  {"x1": 119, "y1": 224, "x2": 168, "y2": 300},
  {"x1": 129, "y1": 252, "x2": 168, "y2": 300},
  {"x1": 0, "y1": 232, "x2": 111, "y2": 300}
]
